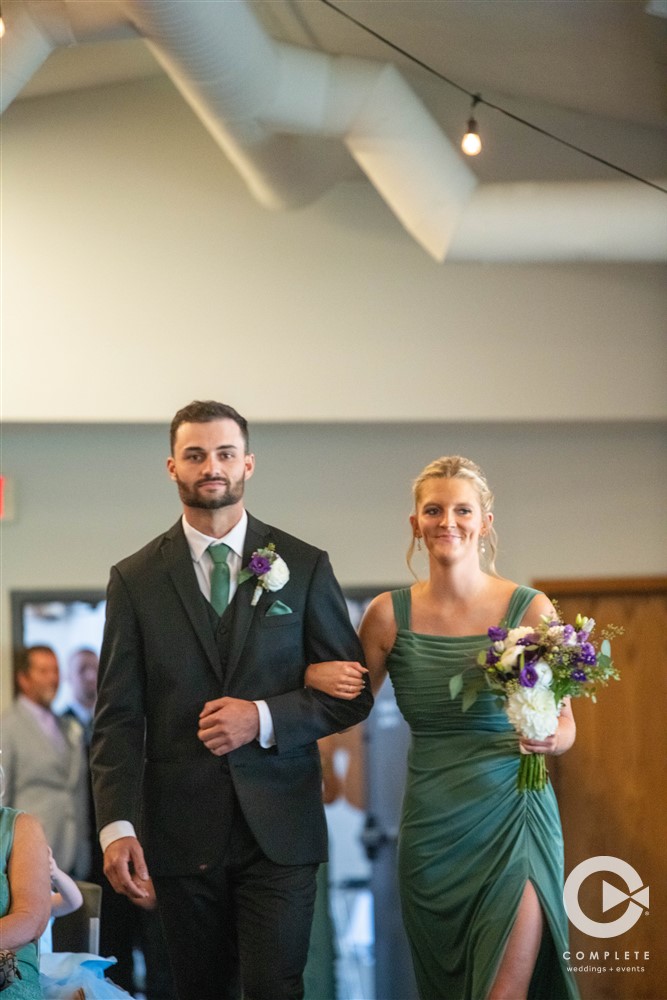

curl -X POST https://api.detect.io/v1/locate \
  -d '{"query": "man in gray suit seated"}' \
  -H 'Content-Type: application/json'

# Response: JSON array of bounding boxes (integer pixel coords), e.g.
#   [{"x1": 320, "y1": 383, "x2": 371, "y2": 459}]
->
[{"x1": 2, "y1": 644, "x2": 89, "y2": 879}]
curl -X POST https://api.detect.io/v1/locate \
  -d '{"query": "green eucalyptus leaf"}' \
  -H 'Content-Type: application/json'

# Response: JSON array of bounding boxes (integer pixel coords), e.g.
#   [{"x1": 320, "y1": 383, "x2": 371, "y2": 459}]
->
[
  {"x1": 449, "y1": 673, "x2": 464, "y2": 700},
  {"x1": 462, "y1": 686, "x2": 479, "y2": 713}
]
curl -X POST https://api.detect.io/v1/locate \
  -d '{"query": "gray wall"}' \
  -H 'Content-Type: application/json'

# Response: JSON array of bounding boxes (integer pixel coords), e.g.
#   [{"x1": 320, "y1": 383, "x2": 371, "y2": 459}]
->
[{"x1": 2, "y1": 78, "x2": 666, "y2": 424}]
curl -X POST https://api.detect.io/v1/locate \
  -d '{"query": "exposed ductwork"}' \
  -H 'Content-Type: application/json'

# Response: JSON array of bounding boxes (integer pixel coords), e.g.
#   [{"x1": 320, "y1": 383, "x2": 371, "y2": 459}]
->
[{"x1": 2, "y1": 0, "x2": 665, "y2": 262}]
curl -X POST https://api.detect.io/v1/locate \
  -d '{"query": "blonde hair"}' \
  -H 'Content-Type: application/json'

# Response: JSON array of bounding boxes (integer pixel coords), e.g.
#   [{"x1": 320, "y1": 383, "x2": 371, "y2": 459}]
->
[{"x1": 408, "y1": 455, "x2": 499, "y2": 576}]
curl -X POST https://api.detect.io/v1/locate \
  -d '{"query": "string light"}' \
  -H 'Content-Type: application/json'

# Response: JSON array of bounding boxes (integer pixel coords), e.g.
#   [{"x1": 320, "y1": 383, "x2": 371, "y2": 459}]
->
[
  {"x1": 0, "y1": 3, "x2": 5, "y2": 40},
  {"x1": 461, "y1": 96, "x2": 482, "y2": 156},
  {"x1": 320, "y1": 0, "x2": 667, "y2": 195}
]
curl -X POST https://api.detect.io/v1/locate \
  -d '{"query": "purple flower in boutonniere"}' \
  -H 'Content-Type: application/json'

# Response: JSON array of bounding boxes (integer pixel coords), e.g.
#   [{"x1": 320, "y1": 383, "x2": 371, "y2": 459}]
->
[
  {"x1": 248, "y1": 554, "x2": 271, "y2": 576},
  {"x1": 238, "y1": 542, "x2": 290, "y2": 606}
]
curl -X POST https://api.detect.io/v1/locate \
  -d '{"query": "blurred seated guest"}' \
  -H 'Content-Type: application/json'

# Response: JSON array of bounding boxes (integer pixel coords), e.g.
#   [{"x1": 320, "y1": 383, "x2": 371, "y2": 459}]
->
[
  {"x1": 2, "y1": 646, "x2": 89, "y2": 879},
  {"x1": 0, "y1": 778, "x2": 51, "y2": 998}
]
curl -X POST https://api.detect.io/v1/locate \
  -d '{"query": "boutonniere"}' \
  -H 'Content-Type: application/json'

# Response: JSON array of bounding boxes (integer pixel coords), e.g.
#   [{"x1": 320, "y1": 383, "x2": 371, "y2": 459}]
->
[
  {"x1": 238, "y1": 542, "x2": 290, "y2": 606},
  {"x1": 63, "y1": 715, "x2": 84, "y2": 748}
]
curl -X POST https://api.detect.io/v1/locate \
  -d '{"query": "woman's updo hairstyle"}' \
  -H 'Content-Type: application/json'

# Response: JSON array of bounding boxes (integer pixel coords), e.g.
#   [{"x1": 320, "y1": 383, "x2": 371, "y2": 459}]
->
[{"x1": 407, "y1": 455, "x2": 499, "y2": 577}]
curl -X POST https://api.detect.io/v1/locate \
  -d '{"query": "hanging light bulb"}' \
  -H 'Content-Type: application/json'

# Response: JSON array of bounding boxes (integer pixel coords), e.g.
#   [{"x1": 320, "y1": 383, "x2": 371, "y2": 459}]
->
[
  {"x1": 461, "y1": 95, "x2": 482, "y2": 156},
  {"x1": 0, "y1": 12, "x2": 5, "y2": 39}
]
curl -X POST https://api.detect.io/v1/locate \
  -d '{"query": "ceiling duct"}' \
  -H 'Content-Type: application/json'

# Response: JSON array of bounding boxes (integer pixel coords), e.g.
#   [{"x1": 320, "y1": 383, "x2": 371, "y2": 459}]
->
[{"x1": 2, "y1": 0, "x2": 665, "y2": 262}]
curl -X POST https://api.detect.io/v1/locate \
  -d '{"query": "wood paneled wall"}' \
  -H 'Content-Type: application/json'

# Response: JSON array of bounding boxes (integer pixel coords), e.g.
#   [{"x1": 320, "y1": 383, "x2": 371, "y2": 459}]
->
[{"x1": 534, "y1": 578, "x2": 667, "y2": 1000}]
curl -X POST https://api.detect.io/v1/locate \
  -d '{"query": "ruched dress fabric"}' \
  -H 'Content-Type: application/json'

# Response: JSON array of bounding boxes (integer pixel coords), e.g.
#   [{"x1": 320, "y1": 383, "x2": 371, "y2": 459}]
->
[
  {"x1": 387, "y1": 586, "x2": 579, "y2": 1000},
  {"x1": 0, "y1": 808, "x2": 42, "y2": 999}
]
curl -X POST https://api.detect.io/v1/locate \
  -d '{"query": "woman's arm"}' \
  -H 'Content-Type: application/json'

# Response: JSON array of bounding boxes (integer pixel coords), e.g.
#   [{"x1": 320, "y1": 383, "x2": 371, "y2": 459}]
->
[
  {"x1": 358, "y1": 594, "x2": 396, "y2": 696},
  {"x1": 49, "y1": 849, "x2": 83, "y2": 917},
  {"x1": 305, "y1": 592, "x2": 396, "y2": 698},
  {"x1": 304, "y1": 660, "x2": 368, "y2": 699},
  {"x1": 0, "y1": 813, "x2": 51, "y2": 949}
]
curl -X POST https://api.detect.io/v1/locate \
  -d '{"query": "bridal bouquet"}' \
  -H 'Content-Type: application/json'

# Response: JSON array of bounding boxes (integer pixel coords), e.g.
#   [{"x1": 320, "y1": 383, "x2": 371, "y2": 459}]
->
[{"x1": 451, "y1": 611, "x2": 622, "y2": 792}]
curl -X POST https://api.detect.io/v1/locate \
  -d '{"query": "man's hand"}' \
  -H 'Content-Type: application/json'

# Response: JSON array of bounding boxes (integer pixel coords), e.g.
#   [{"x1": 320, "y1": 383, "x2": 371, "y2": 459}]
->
[
  {"x1": 198, "y1": 697, "x2": 260, "y2": 756},
  {"x1": 131, "y1": 876, "x2": 158, "y2": 911},
  {"x1": 103, "y1": 836, "x2": 151, "y2": 902}
]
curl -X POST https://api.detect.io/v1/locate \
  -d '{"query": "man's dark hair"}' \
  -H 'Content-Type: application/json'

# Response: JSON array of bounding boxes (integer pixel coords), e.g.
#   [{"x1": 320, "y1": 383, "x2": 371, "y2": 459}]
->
[{"x1": 169, "y1": 401, "x2": 250, "y2": 454}]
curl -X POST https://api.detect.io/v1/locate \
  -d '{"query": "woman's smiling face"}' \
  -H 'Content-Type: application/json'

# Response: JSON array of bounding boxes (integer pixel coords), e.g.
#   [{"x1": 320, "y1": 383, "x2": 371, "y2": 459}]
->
[{"x1": 411, "y1": 477, "x2": 490, "y2": 564}]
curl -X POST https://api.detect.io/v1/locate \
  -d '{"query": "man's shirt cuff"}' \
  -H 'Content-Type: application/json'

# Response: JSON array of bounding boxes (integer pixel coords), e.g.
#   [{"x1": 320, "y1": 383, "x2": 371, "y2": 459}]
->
[
  {"x1": 100, "y1": 820, "x2": 137, "y2": 853},
  {"x1": 254, "y1": 700, "x2": 276, "y2": 748}
]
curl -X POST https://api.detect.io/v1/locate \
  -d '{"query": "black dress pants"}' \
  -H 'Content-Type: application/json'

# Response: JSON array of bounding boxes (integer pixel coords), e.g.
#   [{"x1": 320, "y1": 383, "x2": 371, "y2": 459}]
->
[{"x1": 154, "y1": 800, "x2": 318, "y2": 1000}]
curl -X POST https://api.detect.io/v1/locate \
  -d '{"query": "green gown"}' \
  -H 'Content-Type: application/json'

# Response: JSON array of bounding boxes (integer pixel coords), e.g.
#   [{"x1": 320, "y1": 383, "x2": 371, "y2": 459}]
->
[{"x1": 387, "y1": 586, "x2": 579, "y2": 1000}]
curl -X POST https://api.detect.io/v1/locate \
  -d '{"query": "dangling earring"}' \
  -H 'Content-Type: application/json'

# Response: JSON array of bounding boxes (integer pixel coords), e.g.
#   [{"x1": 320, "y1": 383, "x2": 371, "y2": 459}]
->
[
  {"x1": 416, "y1": 536, "x2": 422, "y2": 551},
  {"x1": 479, "y1": 535, "x2": 486, "y2": 556}
]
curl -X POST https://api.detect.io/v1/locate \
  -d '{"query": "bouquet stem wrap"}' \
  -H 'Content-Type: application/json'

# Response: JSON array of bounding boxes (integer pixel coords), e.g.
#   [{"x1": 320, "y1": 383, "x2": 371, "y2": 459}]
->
[{"x1": 518, "y1": 752, "x2": 548, "y2": 792}]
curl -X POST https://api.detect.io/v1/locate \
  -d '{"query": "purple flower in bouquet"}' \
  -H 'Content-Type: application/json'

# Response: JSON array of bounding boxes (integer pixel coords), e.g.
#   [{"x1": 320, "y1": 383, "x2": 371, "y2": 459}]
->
[
  {"x1": 488, "y1": 626, "x2": 508, "y2": 642},
  {"x1": 579, "y1": 642, "x2": 597, "y2": 665},
  {"x1": 571, "y1": 668, "x2": 587, "y2": 682},
  {"x1": 519, "y1": 664, "x2": 539, "y2": 688}
]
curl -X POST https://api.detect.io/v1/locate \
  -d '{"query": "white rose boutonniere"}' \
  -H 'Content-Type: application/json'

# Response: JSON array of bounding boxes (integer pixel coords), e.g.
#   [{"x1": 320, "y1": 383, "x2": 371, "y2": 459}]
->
[{"x1": 238, "y1": 543, "x2": 290, "y2": 606}]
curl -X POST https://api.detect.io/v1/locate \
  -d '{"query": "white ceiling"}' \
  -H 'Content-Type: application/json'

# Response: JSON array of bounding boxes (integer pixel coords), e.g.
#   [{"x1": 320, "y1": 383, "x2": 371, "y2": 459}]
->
[{"x1": 15, "y1": 0, "x2": 667, "y2": 186}]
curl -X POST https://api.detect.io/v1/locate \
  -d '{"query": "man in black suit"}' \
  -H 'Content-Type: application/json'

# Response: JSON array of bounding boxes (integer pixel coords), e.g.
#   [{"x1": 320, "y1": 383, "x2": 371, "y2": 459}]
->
[{"x1": 91, "y1": 400, "x2": 372, "y2": 1000}]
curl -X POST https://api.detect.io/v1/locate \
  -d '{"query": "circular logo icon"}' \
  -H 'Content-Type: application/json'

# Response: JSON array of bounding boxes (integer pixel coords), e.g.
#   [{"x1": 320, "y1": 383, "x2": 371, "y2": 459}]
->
[{"x1": 563, "y1": 856, "x2": 649, "y2": 938}]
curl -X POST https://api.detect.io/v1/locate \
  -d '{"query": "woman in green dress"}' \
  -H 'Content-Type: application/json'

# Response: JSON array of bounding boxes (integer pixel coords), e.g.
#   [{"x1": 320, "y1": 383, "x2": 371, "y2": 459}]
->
[
  {"x1": 0, "y1": 803, "x2": 51, "y2": 998},
  {"x1": 307, "y1": 456, "x2": 579, "y2": 1000}
]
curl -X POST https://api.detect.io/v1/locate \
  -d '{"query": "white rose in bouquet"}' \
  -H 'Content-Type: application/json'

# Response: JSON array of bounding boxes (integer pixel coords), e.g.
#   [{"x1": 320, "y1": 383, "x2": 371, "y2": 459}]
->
[{"x1": 506, "y1": 686, "x2": 559, "y2": 741}]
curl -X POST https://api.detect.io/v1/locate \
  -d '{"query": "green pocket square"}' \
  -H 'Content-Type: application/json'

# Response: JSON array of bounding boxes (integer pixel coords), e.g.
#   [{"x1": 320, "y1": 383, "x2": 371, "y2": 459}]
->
[{"x1": 266, "y1": 600, "x2": 293, "y2": 616}]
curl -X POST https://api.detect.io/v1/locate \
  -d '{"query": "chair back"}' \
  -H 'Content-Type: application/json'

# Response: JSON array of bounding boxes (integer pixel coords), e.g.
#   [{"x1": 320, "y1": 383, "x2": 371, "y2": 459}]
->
[{"x1": 51, "y1": 881, "x2": 102, "y2": 955}]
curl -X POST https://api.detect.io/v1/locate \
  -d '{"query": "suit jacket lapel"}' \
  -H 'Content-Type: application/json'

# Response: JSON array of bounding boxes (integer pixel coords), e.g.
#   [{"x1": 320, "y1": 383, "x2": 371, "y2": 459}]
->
[
  {"x1": 59, "y1": 714, "x2": 84, "y2": 788},
  {"x1": 222, "y1": 513, "x2": 273, "y2": 684},
  {"x1": 161, "y1": 520, "x2": 223, "y2": 681}
]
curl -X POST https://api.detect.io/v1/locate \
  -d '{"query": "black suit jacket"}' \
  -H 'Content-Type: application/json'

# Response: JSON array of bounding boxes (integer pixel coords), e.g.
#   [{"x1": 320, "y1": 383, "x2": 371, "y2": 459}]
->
[{"x1": 91, "y1": 513, "x2": 372, "y2": 875}]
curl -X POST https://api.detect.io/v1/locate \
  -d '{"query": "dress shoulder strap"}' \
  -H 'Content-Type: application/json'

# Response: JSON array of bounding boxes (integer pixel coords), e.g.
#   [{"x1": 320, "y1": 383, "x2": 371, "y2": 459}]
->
[
  {"x1": 390, "y1": 588, "x2": 412, "y2": 631},
  {"x1": 504, "y1": 585, "x2": 542, "y2": 627}
]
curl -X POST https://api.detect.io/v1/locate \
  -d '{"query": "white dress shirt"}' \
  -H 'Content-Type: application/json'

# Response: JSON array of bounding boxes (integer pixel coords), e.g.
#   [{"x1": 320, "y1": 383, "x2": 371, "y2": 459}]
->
[{"x1": 99, "y1": 510, "x2": 275, "y2": 854}]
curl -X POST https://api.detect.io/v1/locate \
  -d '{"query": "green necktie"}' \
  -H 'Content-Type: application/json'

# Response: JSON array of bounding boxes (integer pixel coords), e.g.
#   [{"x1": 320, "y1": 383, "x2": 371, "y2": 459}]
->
[{"x1": 208, "y1": 542, "x2": 231, "y2": 615}]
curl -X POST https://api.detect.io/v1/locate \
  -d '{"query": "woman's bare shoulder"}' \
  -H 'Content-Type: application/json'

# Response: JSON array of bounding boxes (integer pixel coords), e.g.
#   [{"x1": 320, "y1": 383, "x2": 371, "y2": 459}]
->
[
  {"x1": 360, "y1": 591, "x2": 399, "y2": 640},
  {"x1": 365, "y1": 590, "x2": 396, "y2": 616},
  {"x1": 521, "y1": 589, "x2": 557, "y2": 626}
]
